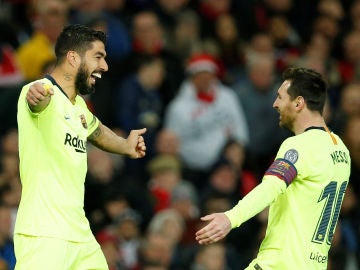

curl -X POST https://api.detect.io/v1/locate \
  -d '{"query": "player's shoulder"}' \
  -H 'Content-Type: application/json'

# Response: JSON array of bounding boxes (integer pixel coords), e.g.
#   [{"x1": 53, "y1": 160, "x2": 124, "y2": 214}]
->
[
  {"x1": 21, "y1": 77, "x2": 47, "y2": 90},
  {"x1": 280, "y1": 135, "x2": 303, "y2": 149},
  {"x1": 277, "y1": 133, "x2": 312, "y2": 162},
  {"x1": 276, "y1": 137, "x2": 300, "y2": 163},
  {"x1": 281, "y1": 128, "x2": 327, "y2": 147},
  {"x1": 22, "y1": 77, "x2": 56, "y2": 93}
]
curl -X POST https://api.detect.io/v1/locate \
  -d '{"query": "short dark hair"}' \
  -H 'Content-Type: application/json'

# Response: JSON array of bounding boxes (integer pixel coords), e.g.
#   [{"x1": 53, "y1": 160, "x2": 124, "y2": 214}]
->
[
  {"x1": 54, "y1": 24, "x2": 106, "y2": 63},
  {"x1": 282, "y1": 67, "x2": 327, "y2": 114}
]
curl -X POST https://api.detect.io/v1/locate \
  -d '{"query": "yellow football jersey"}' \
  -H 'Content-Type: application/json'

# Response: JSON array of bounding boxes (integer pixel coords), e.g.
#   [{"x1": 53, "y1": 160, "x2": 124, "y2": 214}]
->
[
  {"x1": 254, "y1": 127, "x2": 350, "y2": 269},
  {"x1": 15, "y1": 76, "x2": 99, "y2": 242}
]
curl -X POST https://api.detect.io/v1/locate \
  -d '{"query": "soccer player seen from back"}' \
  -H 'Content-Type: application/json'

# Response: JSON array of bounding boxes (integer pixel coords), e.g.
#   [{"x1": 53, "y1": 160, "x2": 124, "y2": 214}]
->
[
  {"x1": 195, "y1": 67, "x2": 351, "y2": 270},
  {"x1": 15, "y1": 24, "x2": 147, "y2": 270}
]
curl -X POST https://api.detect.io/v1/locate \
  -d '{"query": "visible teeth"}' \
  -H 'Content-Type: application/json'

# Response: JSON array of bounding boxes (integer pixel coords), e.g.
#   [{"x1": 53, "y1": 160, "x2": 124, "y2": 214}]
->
[{"x1": 92, "y1": 73, "x2": 101, "y2": 78}]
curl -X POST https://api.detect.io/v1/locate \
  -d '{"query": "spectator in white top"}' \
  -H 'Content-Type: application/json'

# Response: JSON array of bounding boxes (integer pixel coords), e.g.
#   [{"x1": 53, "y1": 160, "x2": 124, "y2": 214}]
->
[{"x1": 163, "y1": 53, "x2": 249, "y2": 190}]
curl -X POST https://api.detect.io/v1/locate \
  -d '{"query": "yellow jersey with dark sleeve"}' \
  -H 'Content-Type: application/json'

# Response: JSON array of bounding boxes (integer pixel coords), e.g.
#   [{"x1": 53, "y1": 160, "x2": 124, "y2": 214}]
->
[
  {"x1": 226, "y1": 127, "x2": 351, "y2": 270},
  {"x1": 15, "y1": 75, "x2": 99, "y2": 242}
]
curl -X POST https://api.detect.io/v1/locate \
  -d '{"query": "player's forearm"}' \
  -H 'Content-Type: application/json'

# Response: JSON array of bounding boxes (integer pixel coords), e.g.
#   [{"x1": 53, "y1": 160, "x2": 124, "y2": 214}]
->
[
  {"x1": 225, "y1": 177, "x2": 286, "y2": 228},
  {"x1": 88, "y1": 123, "x2": 131, "y2": 155}
]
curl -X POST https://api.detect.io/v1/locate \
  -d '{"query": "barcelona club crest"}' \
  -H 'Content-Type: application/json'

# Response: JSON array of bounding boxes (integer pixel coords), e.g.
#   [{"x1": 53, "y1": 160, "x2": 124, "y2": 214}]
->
[{"x1": 80, "y1": 114, "x2": 88, "y2": 129}]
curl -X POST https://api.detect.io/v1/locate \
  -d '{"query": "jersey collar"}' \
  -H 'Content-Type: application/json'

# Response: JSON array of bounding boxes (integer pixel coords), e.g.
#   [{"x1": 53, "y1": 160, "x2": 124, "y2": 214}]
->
[
  {"x1": 45, "y1": 75, "x2": 69, "y2": 99},
  {"x1": 305, "y1": 126, "x2": 338, "y2": 145},
  {"x1": 304, "y1": 126, "x2": 326, "y2": 132}
]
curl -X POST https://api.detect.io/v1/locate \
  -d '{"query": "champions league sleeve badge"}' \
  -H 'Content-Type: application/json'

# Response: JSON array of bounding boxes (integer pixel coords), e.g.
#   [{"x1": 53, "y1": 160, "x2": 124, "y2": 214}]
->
[
  {"x1": 80, "y1": 114, "x2": 88, "y2": 129},
  {"x1": 284, "y1": 149, "x2": 299, "y2": 164}
]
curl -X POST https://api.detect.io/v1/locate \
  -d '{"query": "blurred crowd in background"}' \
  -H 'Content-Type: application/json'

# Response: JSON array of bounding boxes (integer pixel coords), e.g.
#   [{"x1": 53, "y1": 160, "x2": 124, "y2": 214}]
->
[{"x1": 1, "y1": 0, "x2": 360, "y2": 269}]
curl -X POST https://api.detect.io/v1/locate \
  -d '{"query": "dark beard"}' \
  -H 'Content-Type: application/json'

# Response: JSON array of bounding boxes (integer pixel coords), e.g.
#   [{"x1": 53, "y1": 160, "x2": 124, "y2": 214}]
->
[
  {"x1": 279, "y1": 119, "x2": 294, "y2": 133},
  {"x1": 75, "y1": 63, "x2": 95, "y2": 95}
]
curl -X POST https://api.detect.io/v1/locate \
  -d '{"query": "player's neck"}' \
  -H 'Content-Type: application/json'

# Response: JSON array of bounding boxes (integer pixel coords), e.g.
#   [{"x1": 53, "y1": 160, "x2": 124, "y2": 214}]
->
[
  {"x1": 294, "y1": 112, "x2": 326, "y2": 135},
  {"x1": 50, "y1": 68, "x2": 77, "y2": 104}
]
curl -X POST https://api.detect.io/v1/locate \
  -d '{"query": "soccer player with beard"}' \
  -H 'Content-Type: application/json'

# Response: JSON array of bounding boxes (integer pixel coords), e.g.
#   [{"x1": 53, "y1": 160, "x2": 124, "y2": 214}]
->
[
  {"x1": 195, "y1": 67, "x2": 351, "y2": 270},
  {"x1": 15, "y1": 25, "x2": 147, "y2": 270}
]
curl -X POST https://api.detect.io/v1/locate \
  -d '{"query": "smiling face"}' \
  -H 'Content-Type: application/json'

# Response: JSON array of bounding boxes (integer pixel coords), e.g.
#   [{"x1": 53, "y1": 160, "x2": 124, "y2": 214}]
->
[
  {"x1": 75, "y1": 40, "x2": 108, "y2": 95},
  {"x1": 273, "y1": 80, "x2": 297, "y2": 132}
]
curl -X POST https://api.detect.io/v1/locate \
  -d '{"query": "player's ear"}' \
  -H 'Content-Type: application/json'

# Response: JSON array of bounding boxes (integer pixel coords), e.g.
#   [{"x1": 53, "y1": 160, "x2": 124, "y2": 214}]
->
[
  {"x1": 295, "y1": 96, "x2": 304, "y2": 110},
  {"x1": 67, "y1": 51, "x2": 80, "y2": 67}
]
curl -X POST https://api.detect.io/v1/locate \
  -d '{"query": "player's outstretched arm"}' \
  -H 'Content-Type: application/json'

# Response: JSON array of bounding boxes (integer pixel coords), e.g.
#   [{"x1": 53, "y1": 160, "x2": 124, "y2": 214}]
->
[
  {"x1": 195, "y1": 177, "x2": 286, "y2": 245},
  {"x1": 27, "y1": 82, "x2": 54, "y2": 112},
  {"x1": 195, "y1": 213, "x2": 232, "y2": 245},
  {"x1": 88, "y1": 123, "x2": 147, "y2": 158}
]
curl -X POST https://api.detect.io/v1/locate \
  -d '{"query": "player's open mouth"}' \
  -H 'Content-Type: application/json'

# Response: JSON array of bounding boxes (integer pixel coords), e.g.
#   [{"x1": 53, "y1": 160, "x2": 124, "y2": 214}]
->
[{"x1": 90, "y1": 72, "x2": 102, "y2": 83}]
